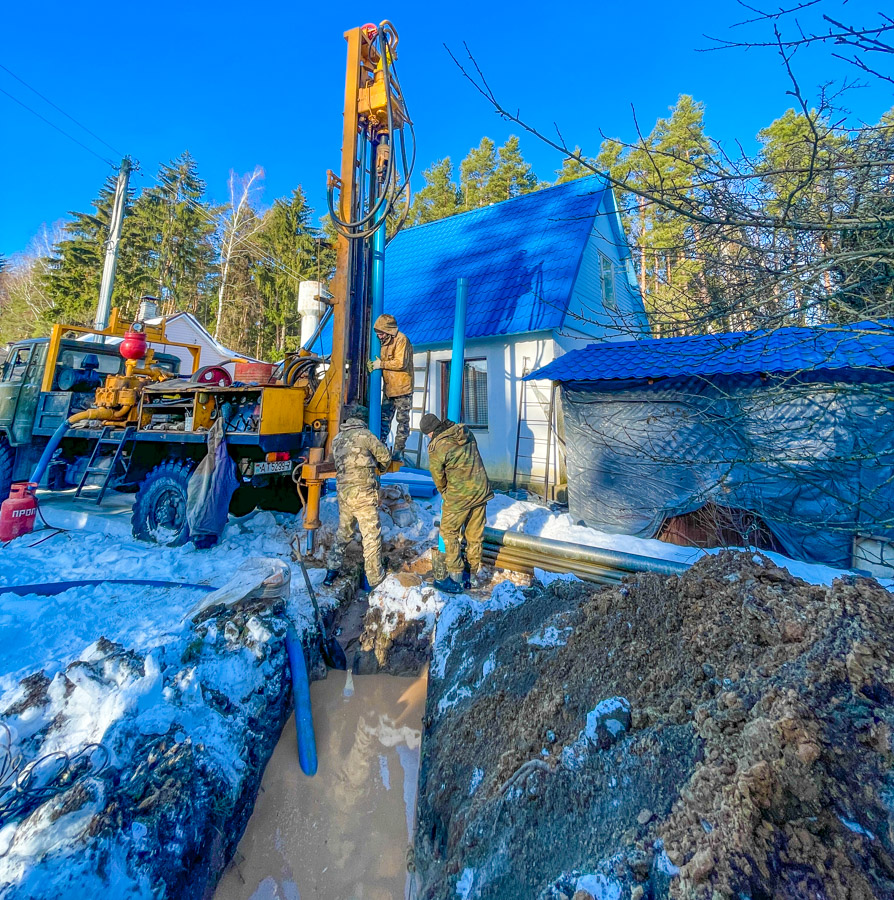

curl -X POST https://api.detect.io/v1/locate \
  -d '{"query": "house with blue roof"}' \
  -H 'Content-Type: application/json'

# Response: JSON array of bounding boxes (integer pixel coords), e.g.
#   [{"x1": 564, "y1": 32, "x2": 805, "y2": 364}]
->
[
  {"x1": 529, "y1": 322, "x2": 894, "y2": 573},
  {"x1": 384, "y1": 175, "x2": 649, "y2": 487}
]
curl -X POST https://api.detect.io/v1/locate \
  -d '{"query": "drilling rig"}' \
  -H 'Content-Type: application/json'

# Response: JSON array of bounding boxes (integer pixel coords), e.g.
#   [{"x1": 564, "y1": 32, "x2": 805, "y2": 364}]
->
[{"x1": 2, "y1": 21, "x2": 414, "y2": 548}]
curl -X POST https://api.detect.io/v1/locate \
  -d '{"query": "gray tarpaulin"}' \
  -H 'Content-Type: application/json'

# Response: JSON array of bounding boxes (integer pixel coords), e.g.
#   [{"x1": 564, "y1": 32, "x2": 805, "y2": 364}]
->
[{"x1": 561, "y1": 372, "x2": 894, "y2": 568}]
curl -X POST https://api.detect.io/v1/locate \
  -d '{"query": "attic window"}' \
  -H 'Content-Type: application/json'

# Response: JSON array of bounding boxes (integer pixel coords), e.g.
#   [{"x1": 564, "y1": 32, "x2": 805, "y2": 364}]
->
[{"x1": 599, "y1": 251, "x2": 617, "y2": 310}]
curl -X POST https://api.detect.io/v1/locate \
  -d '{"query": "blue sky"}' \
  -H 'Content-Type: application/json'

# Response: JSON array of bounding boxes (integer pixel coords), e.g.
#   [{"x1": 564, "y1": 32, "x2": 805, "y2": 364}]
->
[{"x1": 1, "y1": 0, "x2": 890, "y2": 256}]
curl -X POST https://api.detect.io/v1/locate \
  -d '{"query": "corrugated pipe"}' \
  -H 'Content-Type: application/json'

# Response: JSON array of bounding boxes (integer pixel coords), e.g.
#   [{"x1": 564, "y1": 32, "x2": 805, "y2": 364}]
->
[{"x1": 482, "y1": 526, "x2": 690, "y2": 585}]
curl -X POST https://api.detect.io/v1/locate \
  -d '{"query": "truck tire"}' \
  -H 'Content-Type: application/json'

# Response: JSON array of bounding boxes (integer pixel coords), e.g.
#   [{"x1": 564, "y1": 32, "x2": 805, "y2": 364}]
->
[
  {"x1": 131, "y1": 459, "x2": 194, "y2": 546},
  {"x1": 0, "y1": 437, "x2": 12, "y2": 502}
]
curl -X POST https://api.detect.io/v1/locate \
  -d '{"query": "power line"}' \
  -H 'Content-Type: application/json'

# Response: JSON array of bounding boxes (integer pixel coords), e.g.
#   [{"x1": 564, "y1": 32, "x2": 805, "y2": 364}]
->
[
  {"x1": 0, "y1": 63, "x2": 312, "y2": 286},
  {"x1": 0, "y1": 85, "x2": 116, "y2": 167},
  {"x1": 0, "y1": 62, "x2": 124, "y2": 159}
]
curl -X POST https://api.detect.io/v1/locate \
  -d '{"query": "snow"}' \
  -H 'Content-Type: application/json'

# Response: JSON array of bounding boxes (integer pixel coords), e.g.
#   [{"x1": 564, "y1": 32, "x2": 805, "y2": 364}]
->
[
  {"x1": 533, "y1": 567, "x2": 581, "y2": 587},
  {"x1": 366, "y1": 575, "x2": 445, "y2": 636},
  {"x1": 486, "y1": 494, "x2": 886, "y2": 588},
  {"x1": 0, "y1": 505, "x2": 349, "y2": 895},
  {"x1": 575, "y1": 873, "x2": 622, "y2": 900},
  {"x1": 455, "y1": 867, "x2": 475, "y2": 899},
  {"x1": 527, "y1": 625, "x2": 572, "y2": 648},
  {"x1": 432, "y1": 581, "x2": 525, "y2": 680}
]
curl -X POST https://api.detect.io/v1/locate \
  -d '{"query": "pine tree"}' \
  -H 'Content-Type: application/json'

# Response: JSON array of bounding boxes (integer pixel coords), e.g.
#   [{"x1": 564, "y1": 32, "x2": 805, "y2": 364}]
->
[
  {"x1": 40, "y1": 172, "x2": 139, "y2": 326},
  {"x1": 490, "y1": 136, "x2": 539, "y2": 201},
  {"x1": 410, "y1": 158, "x2": 460, "y2": 224},
  {"x1": 133, "y1": 153, "x2": 217, "y2": 317},
  {"x1": 252, "y1": 188, "x2": 319, "y2": 358},
  {"x1": 555, "y1": 148, "x2": 597, "y2": 184},
  {"x1": 459, "y1": 138, "x2": 498, "y2": 210}
]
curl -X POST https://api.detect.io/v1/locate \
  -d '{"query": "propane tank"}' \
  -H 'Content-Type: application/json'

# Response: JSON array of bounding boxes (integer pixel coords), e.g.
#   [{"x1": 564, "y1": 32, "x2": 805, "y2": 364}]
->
[
  {"x1": 119, "y1": 323, "x2": 148, "y2": 361},
  {"x1": 0, "y1": 483, "x2": 37, "y2": 542}
]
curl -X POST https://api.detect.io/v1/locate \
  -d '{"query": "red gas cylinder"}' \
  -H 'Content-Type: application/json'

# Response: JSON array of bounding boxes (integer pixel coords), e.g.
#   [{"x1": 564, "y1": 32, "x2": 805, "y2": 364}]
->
[
  {"x1": 0, "y1": 483, "x2": 37, "y2": 542},
  {"x1": 119, "y1": 326, "x2": 148, "y2": 361}
]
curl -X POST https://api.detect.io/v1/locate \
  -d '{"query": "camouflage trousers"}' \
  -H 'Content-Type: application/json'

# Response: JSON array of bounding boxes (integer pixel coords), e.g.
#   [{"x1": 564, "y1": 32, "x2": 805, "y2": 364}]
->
[
  {"x1": 326, "y1": 488, "x2": 385, "y2": 586},
  {"x1": 381, "y1": 393, "x2": 412, "y2": 456},
  {"x1": 440, "y1": 501, "x2": 487, "y2": 576}
]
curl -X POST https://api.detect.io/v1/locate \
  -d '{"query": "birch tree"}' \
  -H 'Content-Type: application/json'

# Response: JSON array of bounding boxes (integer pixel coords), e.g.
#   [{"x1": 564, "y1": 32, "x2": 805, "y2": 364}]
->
[{"x1": 213, "y1": 167, "x2": 264, "y2": 340}]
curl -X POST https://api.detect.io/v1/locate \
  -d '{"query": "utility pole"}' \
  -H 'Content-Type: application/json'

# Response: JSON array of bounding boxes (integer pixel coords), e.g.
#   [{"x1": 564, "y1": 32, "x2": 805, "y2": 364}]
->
[{"x1": 94, "y1": 157, "x2": 132, "y2": 333}]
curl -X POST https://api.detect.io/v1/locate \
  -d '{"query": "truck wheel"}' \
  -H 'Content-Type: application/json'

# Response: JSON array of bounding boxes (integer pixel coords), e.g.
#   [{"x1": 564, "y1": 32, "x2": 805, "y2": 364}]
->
[
  {"x1": 131, "y1": 459, "x2": 194, "y2": 546},
  {"x1": 0, "y1": 437, "x2": 12, "y2": 502}
]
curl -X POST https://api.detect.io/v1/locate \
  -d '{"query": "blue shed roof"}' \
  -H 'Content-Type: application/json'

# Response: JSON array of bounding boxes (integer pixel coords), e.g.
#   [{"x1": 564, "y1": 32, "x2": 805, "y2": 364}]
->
[
  {"x1": 384, "y1": 176, "x2": 608, "y2": 345},
  {"x1": 530, "y1": 322, "x2": 894, "y2": 382}
]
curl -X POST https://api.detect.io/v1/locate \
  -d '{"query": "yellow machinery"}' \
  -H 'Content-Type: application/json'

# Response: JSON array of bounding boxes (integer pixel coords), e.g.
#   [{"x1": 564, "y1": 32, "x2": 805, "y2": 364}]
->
[{"x1": 20, "y1": 22, "x2": 413, "y2": 545}]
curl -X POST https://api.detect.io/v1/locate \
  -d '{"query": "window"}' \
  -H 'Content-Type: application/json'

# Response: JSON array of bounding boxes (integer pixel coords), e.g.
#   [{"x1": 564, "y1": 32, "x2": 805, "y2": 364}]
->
[
  {"x1": 439, "y1": 358, "x2": 489, "y2": 428},
  {"x1": 3, "y1": 346, "x2": 31, "y2": 383},
  {"x1": 599, "y1": 251, "x2": 617, "y2": 310}
]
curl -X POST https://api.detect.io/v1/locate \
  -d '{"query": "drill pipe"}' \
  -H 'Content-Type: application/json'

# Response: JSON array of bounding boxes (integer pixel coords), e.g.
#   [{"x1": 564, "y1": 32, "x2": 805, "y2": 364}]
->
[{"x1": 482, "y1": 526, "x2": 690, "y2": 585}]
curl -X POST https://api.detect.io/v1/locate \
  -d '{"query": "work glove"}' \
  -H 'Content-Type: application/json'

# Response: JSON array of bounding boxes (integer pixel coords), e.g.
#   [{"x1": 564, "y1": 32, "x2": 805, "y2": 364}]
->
[{"x1": 367, "y1": 358, "x2": 383, "y2": 373}]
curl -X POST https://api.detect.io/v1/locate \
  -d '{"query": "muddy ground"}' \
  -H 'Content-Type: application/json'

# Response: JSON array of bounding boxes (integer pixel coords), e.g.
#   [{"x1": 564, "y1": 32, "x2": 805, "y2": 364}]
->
[{"x1": 415, "y1": 551, "x2": 894, "y2": 899}]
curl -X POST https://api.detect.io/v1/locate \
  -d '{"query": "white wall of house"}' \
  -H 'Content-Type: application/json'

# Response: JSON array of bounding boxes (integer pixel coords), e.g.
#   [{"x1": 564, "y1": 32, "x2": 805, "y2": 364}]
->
[
  {"x1": 404, "y1": 332, "x2": 563, "y2": 490},
  {"x1": 145, "y1": 314, "x2": 246, "y2": 376}
]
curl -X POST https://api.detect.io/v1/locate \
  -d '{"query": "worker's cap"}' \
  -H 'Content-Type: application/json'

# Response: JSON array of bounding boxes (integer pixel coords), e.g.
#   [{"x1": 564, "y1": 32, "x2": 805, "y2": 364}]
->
[
  {"x1": 420, "y1": 413, "x2": 441, "y2": 435},
  {"x1": 345, "y1": 404, "x2": 369, "y2": 422}
]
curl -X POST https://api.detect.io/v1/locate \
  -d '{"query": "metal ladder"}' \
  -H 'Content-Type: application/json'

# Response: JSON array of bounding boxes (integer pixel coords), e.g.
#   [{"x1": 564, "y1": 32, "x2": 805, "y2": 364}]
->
[
  {"x1": 405, "y1": 350, "x2": 431, "y2": 469},
  {"x1": 75, "y1": 426, "x2": 135, "y2": 505},
  {"x1": 511, "y1": 360, "x2": 561, "y2": 499}
]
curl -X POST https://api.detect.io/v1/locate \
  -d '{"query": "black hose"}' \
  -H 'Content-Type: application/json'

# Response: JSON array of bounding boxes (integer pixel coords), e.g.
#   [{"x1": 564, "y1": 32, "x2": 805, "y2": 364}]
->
[{"x1": 327, "y1": 22, "x2": 414, "y2": 240}]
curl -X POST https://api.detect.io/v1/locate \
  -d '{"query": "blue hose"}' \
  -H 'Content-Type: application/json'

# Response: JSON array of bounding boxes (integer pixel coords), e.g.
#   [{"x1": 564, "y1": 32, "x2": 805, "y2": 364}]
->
[
  {"x1": 29, "y1": 421, "x2": 69, "y2": 485},
  {"x1": 284, "y1": 628, "x2": 318, "y2": 776}
]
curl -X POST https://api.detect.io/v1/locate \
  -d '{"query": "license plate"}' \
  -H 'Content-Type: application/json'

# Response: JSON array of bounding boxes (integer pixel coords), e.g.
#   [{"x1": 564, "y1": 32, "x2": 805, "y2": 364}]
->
[{"x1": 253, "y1": 460, "x2": 292, "y2": 475}]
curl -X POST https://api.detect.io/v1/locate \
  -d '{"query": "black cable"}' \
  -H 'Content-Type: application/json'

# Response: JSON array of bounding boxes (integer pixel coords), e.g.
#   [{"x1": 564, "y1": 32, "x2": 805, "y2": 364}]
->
[
  {"x1": 327, "y1": 22, "x2": 414, "y2": 238},
  {"x1": 0, "y1": 86, "x2": 116, "y2": 168},
  {"x1": 0, "y1": 723, "x2": 110, "y2": 833},
  {"x1": 0, "y1": 63, "x2": 124, "y2": 159}
]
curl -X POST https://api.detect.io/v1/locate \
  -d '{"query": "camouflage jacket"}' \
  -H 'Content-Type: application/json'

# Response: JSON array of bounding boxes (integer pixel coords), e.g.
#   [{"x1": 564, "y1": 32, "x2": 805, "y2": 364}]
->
[
  {"x1": 332, "y1": 416, "x2": 392, "y2": 494},
  {"x1": 427, "y1": 420, "x2": 494, "y2": 513}
]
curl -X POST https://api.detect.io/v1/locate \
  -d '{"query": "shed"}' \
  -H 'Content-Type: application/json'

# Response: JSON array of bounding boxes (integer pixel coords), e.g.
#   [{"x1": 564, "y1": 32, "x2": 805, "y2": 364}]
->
[{"x1": 530, "y1": 322, "x2": 894, "y2": 569}]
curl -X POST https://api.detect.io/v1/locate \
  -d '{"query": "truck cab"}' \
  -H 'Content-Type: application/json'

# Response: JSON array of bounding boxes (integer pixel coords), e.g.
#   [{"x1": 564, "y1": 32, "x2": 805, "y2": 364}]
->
[{"x1": 0, "y1": 337, "x2": 180, "y2": 499}]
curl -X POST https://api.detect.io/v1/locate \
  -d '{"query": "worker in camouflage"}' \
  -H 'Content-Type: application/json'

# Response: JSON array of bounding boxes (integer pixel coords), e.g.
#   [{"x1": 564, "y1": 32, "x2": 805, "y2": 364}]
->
[
  {"x1": 421, "y1": 413, "x2": 494, "y2": 594},
  {"x1": 367, "y1": 313, "x2": 414, "y2": 460},
  {"x1": 324, "y1": 405, "x2": 392, "y2": 589}
]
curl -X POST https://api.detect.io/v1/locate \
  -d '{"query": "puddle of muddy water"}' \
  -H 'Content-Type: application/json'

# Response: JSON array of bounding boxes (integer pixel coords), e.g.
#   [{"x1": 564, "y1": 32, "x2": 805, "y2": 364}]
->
[{"x1": 215, "y1": 670, "x2": 427, "y2": 900}]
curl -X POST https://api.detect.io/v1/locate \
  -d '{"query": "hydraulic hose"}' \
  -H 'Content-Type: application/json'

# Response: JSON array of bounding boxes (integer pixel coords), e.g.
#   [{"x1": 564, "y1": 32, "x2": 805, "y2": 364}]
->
[
  {"x1": 285, "y1": 628, "x2": 318, "y2": 777},
  {"x1": 28, "y1": 420, "x2": 69, "y2": 485}
]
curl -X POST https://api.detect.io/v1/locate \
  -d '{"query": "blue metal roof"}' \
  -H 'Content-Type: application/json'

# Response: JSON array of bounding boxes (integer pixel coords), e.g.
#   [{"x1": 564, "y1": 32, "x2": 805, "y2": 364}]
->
[
  {"x1": 529, "y1": 322, "x2": 894, "y2": 382},
  {"x1": 384, "y1": 176, "x2": 607, "y2": 345}
]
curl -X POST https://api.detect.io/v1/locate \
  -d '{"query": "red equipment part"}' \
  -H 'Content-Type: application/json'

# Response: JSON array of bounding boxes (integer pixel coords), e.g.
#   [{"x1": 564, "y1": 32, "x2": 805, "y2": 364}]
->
[
  {"x1": 119, "y1": 328, "x2": 148, "y2": 361},
  {"x1": 191, "y1": 365, "x2": 233, "y2": 387},
  {"x1": 0, "y1": 483, "x2": 37, "y2": 542},
  {"x1": 234, "y1": 361, "x2": 275, "y2": 384}
]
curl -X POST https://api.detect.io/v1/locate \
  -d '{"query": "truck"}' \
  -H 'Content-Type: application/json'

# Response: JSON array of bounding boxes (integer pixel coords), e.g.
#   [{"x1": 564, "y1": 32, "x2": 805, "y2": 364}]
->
[{"x1": 3, "y1": 20, "x2": 413, "y2": 551}]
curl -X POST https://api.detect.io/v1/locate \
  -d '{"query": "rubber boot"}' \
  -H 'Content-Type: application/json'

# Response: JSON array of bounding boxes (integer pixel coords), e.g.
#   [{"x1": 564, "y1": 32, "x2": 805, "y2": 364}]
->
[
  {"x1": 323, "y1": 568, "x2": 340, "y2": 586},
  {"x1": 433, "y1": 574, "x2": 463, "y2": 595}
]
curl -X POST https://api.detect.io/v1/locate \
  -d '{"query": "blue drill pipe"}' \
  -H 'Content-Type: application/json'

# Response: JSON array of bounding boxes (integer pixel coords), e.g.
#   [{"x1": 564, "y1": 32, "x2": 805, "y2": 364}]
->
[
  {"x1": 368, "y1": 202, "x2": 387, "y2": 436},
  {"x1": 284, "y1": 628, "x2": 318, "y2": 776},
  {"x1": 447, "y1": 277, "x2": 468, "y2": 422}
]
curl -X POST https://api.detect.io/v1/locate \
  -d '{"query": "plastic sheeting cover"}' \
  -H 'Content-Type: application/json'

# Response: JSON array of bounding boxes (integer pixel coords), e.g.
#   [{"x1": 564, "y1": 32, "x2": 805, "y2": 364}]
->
[
  {"x1": 186, "y1": 418, "x2": 240, "y2": 540},
  {"x1": 562, "y1": 373, "x2": 894, "y2": 568}
]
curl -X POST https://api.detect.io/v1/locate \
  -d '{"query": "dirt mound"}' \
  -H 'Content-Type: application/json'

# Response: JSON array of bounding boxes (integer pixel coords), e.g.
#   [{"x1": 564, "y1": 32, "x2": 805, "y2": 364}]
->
[{"x1": 415, "y1": 551, "x2": 894, "y2": 899}]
